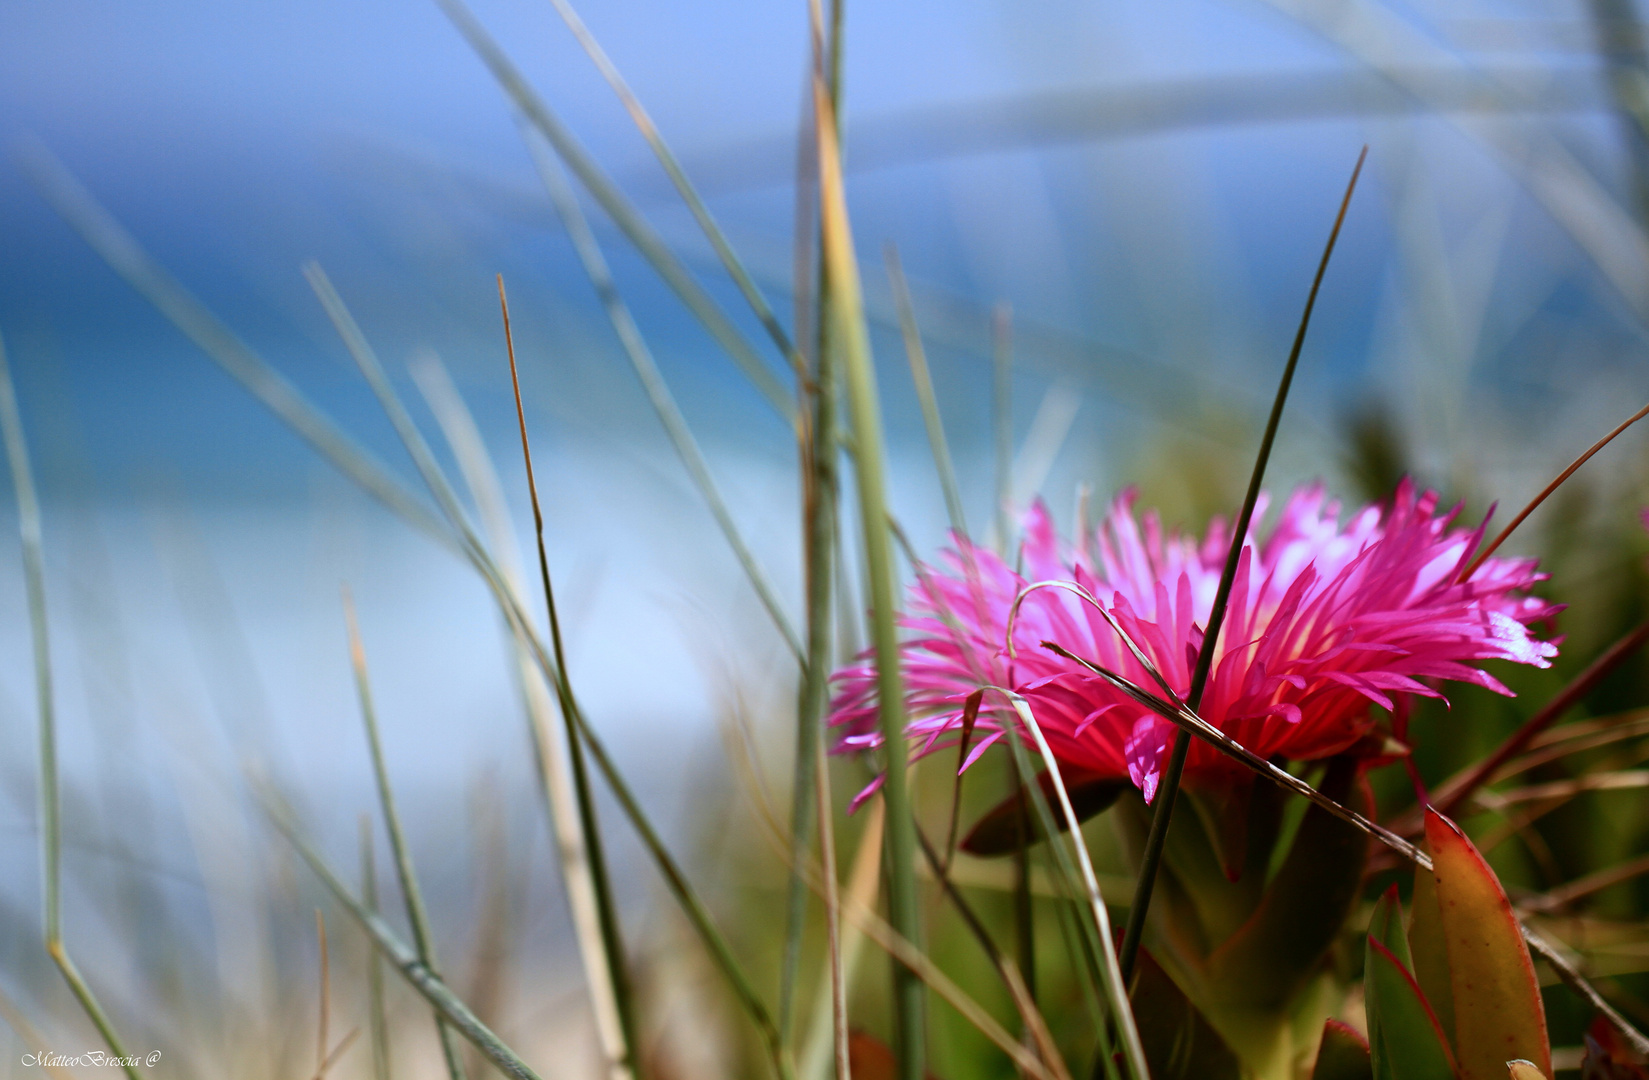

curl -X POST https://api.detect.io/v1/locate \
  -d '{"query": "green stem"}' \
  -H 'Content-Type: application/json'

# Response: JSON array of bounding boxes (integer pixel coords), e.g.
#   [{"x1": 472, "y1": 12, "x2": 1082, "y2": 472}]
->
[{"x1": 0, "y1": 330, "x2": 140, "y2": 1080}]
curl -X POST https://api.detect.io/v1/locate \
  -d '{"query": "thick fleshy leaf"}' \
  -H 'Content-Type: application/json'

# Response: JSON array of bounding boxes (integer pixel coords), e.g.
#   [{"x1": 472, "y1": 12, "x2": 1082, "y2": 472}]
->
[
  {"x1": 1506, "y1": 1062, "x2": 1547, "y2": 1080},
  {"x1": 1369, "y1": 884, "x2": 1411, "y2": 970},
  {"x1": 1425, "y1": 808, "x2": 1551, "y2": 1080},
  {"x1": 1312, "y1": 1019, "x2": 1373, "y2": 1080},
  {"x1": 1203, "y1": 759, "x2": 1370, "y2": 1007},
  {"x1": 1409, "y1": 847, "x2": 1456, "y2": 1047},
  {"x1": 1365, "y1": 935, "x2": 1456, "y2": 1080},
  {"x1": 960, "y1": 771, "x2": 1127, "y2": 856},
  {"x1": 1128, "y1": 946, "x2": 1243, "y2": 1080}
]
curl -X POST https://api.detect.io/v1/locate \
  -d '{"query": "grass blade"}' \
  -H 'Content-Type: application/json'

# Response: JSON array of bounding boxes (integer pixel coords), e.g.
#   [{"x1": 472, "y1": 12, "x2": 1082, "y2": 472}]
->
[
  {"x1": 0, "y1": 329, "x2": 139, "y2": 1080},
  {"x1": 518, "y1": 125, "x2": 804, "y2": 663},
  {"x1": 781, "y1": 51, "x2": 845, "y2": 1042},
  {"x1": 812, "y1": 30, "x2": 925, "y2": 1079},
  {"x1": 360, "y1": 817, "x2": 392, "y2": 1080},
  {"x1": 542, "y1": 0, "x2": 807, "y2": 381},
  {"x1": 342, "y1": 590, "x2": 470, "y2": 1080},
  {"x1": 500, "y1": 283, "x2": 791, "y2": 1079},
  {"x1": 1116, "y1": 145, "x2": 1367, "y2": 982},
  {"x1": 433, "y1": 0, "x2": 797, "y2": 424},
  {"x1": 410, "y1": 353, "x2": 636, "y2": 1080},
  {"x1": 885, "y1": 244, "x2": 966, "y2": 537},
  {"x1": 992, "y1": 303, "x2": 1013, "y2": 555},
  {"x1": 800, "y1": 798, "x2": 884, "y2": 1080}
]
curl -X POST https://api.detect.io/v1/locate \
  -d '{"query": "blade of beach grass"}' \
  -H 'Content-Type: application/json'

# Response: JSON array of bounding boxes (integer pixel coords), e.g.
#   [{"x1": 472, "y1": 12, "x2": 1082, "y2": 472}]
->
[
  {"x1": 1116, "y1": 146, "x2": 1367, "y2": 985},
  {"x1": 782, "y1": 27, "x2": 845, "y2": 1040},
  {"x1": 410, "y1": 352, "x2": 636, "y2": 1080},
  {"x1": 256, "y1": 789, "x2": 547, "y2": 1080},
  {"x1": 885, "y1": 244, "x2": 966, "y2": 537},
  {"x1": 433, "y1": 0, "x2": 797, "y2": 425},
  {"x1": 500, "y1": 286, "x2": 793, "y2": 1080},
  {"x1": 15, "y1": 142, "x2": 455, "y2": 551},
  {"x1": 341, "y1": 589, "x2": 470, "y2": 1080},
  {"x1": 516, "y1": 124, "x2": 804, "y2": 663},
  {"x1": 993, "y1": 303, "x2": 1013, "y2": 556},
  {"x1": 361, "y1": 817, "x2": 392, "y2": 1080},
  {"x1": 812, "y1": 34, "x2": 925, "y2": 1079},
  {"x1": 0, "y1": 330, "x2": 140, "y2": 1080},
  {"x1": 542, "y1": 0, "x2": 807, "y2": 382}
]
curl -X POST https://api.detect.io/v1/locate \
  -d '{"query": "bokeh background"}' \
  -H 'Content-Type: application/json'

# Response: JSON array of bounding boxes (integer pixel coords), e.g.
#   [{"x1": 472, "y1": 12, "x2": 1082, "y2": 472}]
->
[{"x1": 2, "y1": 0, "x2": 1649, "y2": 1075}]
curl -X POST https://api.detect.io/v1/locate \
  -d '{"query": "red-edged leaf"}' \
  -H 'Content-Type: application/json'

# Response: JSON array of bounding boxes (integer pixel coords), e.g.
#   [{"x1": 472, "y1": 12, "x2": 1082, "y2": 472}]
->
[
  {"x1": 1425, "y1": 807, "x2": 1551, "y2": 1080},
  {"x1": 1365, "y1": 935, "x2": 1456, "y2": 1080}
]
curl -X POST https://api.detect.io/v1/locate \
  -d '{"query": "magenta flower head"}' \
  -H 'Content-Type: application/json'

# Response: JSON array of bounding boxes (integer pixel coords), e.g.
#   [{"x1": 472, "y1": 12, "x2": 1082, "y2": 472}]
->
[{"x1": 829, "y1": 479, "x2": 1560, "y2": 805}]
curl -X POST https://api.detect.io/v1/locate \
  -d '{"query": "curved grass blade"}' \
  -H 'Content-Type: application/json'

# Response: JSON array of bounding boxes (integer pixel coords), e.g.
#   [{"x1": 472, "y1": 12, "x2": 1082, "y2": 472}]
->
[
  {"x1": 342, "y1": 591, "x2": 469, "y2": 1080},
  {"x1": 433, "y1": 0, "x2": 796, "y2": 425},
  {"x1": 411, "y1": 353, "x2": 635, "y2": 1080},
  {"x1": 0, "y1": 329, "x2": 140, "y2": 1080},
  {"x1": 1117, "y1": 145, "x2": 1367, "y2": 982},
  {"x1": 518, "y1": 125, "x2": 802, "y2": 662},
  {"x1": 542, "y1": 0, "x2": 807, "y2": 381}
]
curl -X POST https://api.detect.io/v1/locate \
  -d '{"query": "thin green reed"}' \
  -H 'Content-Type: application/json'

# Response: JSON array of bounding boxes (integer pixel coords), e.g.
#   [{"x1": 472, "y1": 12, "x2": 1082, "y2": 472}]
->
[
  {"x1": 1116, "y1": 147, "x2": 1367, "y2": 985},
  {"x1": 813, "y1": 58, "x2": 926, "y2": 1080},
  {"x1": 361, "y1": 817, "x2": 392, "y2": 1080},
  {"x1": 342, "y1": 592, "x2": 470, "y2": 1080},
  {"x1": 0, "y1": 330, "x2": 140, "y2": 1080},
  {"x1": 781, "y1": 0, "x2": 846, "y2": 1043}
]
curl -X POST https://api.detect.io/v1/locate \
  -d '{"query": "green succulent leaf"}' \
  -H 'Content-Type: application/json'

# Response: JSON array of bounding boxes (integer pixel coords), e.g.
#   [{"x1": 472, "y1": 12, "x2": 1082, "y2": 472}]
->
[
  {"x1": 1312, "y1": 1019, "x2": 1373, "y2": 1080},
  {"x1": 1365, "y1": 934, "x2": 1456, "y2": 1080},
  {"x1": 1369, "y1": 884, "x2": 1411, "y2": 970},
  {"x1": 1129, "y1": 946, "x2": 1243, "y2": 1080},
  {"x1": 1408, "y1": 844, "x2": 1455, "y2": 1048}
]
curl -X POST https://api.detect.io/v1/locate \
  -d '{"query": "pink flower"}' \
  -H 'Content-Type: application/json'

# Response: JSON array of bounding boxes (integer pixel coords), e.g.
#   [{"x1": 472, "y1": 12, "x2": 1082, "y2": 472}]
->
[{"x1": 829, "y1": 479, "x2": 1560, "y2": 803}]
